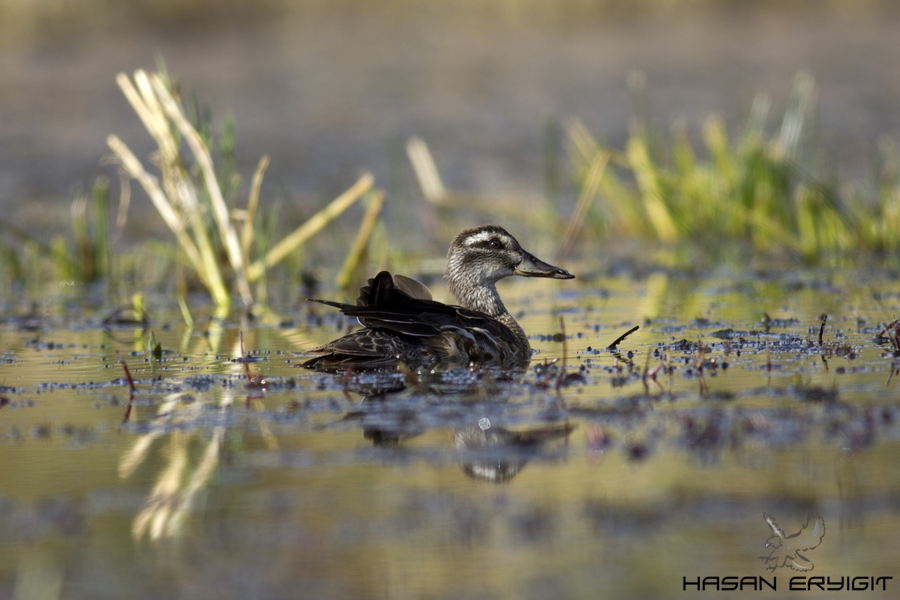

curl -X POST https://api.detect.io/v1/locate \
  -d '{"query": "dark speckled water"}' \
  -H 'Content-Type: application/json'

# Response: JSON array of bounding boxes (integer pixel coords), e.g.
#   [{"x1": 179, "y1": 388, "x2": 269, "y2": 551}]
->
[{"x1": 2, "y1": 267, "x2": 899, "y2": 598}]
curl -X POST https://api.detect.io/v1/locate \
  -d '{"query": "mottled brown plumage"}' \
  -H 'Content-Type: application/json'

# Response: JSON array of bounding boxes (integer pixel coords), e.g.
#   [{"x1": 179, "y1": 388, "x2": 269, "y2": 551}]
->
[{"x1": 302, "y1": 225, "x2": 574, "y2": 370}]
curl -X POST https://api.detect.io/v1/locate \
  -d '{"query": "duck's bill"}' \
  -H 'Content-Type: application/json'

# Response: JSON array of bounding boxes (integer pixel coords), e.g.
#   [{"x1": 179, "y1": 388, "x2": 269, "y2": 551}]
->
[{"x1": 514, "y1": 252, "x2": 575, "y2": 279}]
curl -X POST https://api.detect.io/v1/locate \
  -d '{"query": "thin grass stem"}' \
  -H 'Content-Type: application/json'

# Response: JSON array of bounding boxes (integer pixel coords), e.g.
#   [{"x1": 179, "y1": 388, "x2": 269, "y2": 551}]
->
[
  {"x1": 558, "y1": 150, "x2": 609, "y2": 263},
  {"x1": 241, "y1": 155, "x2": 270, "y2": 260},
  {"x1": 246, "y1": 173, "x2": 374, "y2": 282},
  {"x1": 337, "y1": 191, "x2": 386, "y2": 290},
  {"x1": 406, "y1": 136, "x2": 447, "y2": 204},
  {"x1": 149, "y1": 74, "x2": 252, "y2": 305}
]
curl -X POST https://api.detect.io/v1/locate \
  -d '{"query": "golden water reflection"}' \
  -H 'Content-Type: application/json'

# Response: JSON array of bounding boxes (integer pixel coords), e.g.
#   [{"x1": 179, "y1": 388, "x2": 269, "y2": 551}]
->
[{"x1": 2, "y1": 270, "x2": 900, "y2": 596}]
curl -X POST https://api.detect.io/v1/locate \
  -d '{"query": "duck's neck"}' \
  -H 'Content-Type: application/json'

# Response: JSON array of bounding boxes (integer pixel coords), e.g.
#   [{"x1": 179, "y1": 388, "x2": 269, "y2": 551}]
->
[
  {"x1": 448, "y1": 274, "x2": 530, "y2": 350},
  {"x1": 448, "y1": 272, "x2": 506, "y2": 316}
]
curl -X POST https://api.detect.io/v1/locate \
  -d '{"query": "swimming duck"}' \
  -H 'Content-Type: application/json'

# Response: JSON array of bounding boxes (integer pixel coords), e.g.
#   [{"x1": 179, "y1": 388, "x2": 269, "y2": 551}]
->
[{"x1": 302, "y1": 225, "x2": 574, "y2": 370}]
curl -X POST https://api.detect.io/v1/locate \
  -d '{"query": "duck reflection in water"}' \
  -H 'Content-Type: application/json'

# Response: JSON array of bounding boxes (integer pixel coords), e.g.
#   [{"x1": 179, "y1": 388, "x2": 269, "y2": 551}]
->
[
  {"x1": 454, "y1": 420, "x2": 575, "y2": 483},
  {"x1": 357, "y1": 417, "x2": 575, "y2": 483}
]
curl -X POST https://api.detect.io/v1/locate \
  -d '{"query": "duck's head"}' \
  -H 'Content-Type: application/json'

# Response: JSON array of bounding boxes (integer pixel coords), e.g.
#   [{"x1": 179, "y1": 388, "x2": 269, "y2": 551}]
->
[{"x1": 445, "y1": 225, "x2": 574, "y2": 287}]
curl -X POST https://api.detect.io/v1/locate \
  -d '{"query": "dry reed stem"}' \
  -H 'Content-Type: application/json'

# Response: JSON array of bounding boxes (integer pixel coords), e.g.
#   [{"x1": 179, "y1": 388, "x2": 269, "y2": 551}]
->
[
  {"x1": 111, "y1": 69, "x2": 379, "y2": 310},
  {"x1": 558, "y1": 150, "x2": 609, "y2": 262},
  {"x1": 148, "y1": 74, "x2": 252, "y2": 305},
  {"x1": 110, "y1": 72, "x2": 233, "y2": 307},
  {"x1": 241, "y1": 155, "x2": 270, "y2": 259},
  {"x1": 405, "y1": 137, "x2": 540, "y2": 225},
  {"x1": 337, "y1": 191, "x2": 385, "y2": 290},
  {"x1": 246, "y1": 172, "x2": 374, "y2": 282},
  {"x1": 106, "y1": 136, "x2": 213, "y2": 290},
  {"x1": 177, "y1": 296, "x2": 194, "y2": 330},
  {"x1": 565, "y1": 118, "x2": 601, "y2": 167},
  {"x1": 406, "y1": 136, "x2": 447, "y2": 204}
]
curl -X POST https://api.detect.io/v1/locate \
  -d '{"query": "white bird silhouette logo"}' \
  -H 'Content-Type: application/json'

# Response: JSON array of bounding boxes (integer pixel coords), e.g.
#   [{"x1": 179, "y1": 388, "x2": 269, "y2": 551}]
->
[{"x1": 759, "y1": 513, "x2": 826, "y2": 572}]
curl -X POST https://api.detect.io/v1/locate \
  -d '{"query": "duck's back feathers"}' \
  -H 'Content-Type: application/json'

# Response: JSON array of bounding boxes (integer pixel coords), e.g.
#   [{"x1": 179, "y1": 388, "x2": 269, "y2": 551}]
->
[{"x1": 303, "y1": 271, "x2": 526, "y2": 370}]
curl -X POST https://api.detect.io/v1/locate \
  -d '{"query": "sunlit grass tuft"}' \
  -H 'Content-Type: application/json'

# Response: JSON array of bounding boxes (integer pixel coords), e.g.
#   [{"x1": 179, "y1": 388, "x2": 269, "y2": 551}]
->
[
  {"x1": 563, "y1": 73, "x2": 900, "y2": 263},
  {"x1": 107, "y1": 69, "x2": 376, "y2": 314}
]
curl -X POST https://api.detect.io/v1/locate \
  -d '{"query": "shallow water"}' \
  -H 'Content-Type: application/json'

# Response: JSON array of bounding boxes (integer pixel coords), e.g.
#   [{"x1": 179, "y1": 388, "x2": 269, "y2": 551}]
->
[{"x1": 2, "y1": 268, "x2": 900, "y2": 599}]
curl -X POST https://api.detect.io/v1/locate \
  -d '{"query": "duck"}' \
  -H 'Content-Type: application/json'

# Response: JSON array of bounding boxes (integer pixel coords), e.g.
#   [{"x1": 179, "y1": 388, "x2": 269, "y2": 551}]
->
[{"x1": 302, "y1": 225, "x2": 574, "y2": 371}]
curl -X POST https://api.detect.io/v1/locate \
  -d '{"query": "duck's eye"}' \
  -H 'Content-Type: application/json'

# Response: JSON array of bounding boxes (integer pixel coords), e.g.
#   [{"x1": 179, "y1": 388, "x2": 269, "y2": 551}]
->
[{"x1": 489, "y1": 239, "x2": 502, "y2": 249}]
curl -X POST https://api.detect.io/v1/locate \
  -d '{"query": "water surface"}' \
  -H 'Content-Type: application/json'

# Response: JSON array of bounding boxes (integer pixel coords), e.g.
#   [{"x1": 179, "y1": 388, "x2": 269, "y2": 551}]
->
[{"x1": 1, "y1": 269, "x2": 899, "y2": 598}]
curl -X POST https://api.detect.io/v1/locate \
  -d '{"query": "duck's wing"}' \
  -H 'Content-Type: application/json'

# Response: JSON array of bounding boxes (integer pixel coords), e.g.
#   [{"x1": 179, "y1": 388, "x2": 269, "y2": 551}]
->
[
  {"x1": 390, "y1": 274, "x2": 433, "y2": 301},
  {"x1": 311, "y1": 271, "x2": 516, "y2": 342},
  {"x1": 303, "y1": 328, "x2": 415, "y2": 369},
  {"x1": 309, "y1": 295, "x2": 514, "y2": 341},
  {"x1": 356, "y1": 271, "x2": 432, "y2": 306}
]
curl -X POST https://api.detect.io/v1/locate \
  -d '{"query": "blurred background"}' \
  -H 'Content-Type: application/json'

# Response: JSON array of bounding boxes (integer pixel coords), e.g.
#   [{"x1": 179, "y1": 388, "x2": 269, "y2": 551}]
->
[{"x1": 2, "y1": 0, "x2": 899, "y2": 238}]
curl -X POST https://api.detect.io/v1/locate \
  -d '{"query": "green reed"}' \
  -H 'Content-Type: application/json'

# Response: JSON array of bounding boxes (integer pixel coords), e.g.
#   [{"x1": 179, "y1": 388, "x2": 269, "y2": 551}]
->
[
  {"x1": 58, "y1": 177, "x2": 111, "y2": 283},
  {"x1": 562, "y1": 73, "x2": 900, "y2": 262}
]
